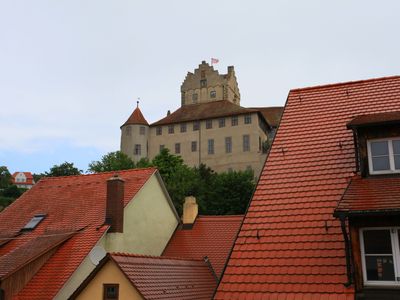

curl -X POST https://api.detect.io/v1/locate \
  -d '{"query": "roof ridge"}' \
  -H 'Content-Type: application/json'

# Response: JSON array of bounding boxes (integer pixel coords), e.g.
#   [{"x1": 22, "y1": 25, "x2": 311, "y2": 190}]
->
[
  {"x1": 198, "y1": 215, "x2": 244, "y2": 218},
  {"x1": 39, "y1": 167, "x2": 156, "y2": 181},
  {"x1": 290, "y1": 75, "x2": 400, "y2": 93},
  {"x1": 110, "y1": 252, "x2": 205, "y2": 262}
]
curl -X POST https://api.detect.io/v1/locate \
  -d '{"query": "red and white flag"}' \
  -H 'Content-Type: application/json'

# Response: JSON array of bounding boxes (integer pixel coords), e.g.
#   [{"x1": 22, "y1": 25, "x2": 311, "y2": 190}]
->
[{"x1": 211, "y1": 58, "x2": 219, "y2": 65}]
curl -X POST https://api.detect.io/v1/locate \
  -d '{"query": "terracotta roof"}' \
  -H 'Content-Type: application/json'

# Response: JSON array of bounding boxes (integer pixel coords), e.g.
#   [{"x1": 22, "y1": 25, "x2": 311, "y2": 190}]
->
[
  {"x1": 249, "y1": 106, "x2": 283, "y2": 127},
  {"x1": 335, "y1": 176, "x2": 400, "y2": 215},
  {"x1": 0, "y1": 168, "x2": 156, "y2": 299},
  {"x1": 122, "y1": 106, "x2": 149, "y2": 127},
  {"x1": 0, "y1": 233, "x2": 72, "y2": 279},
  {"x1": 11, "y1": 172, "x2": 35, "y2": 185},
  {"x1": 347, "y1": 111, "x2": 400, "y2": 128},
  {"x1": 215, "y1": 75, "x2": 400, "y2": 299},
  {"x1": 163, "y1": 215, "x2": 243, "y2": 278},
  {"x1": 111, "y1": 253, "x2": 217, "y2": 300},
  {"x1": 151, "y1": 100, "x2": 263, "y2": 126}
]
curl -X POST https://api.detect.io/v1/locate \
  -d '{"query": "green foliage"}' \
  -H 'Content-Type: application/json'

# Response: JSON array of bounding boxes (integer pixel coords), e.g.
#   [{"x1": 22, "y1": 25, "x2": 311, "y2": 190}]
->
[
  {"x1": 88, "y1": 151, "x2": 135, "y2": 173},
  {"x1": 32, "y1": 173, "x2": 45, "y2": 183},
  {"x1": 2, "y1": 185, "x2": 26, "y2": 198},
  {"x1": 0, "y1": 166, "x2": 12, "y2": 189},
  {"x1": 45, "y1": 162, "x2": 82, "y2": 177},
  {"x1": 150, "y1": 150, "x2": 255, "y2": 215},
  {"x1": 0, "y1": 196, "x2": 14, "y2": 212}
]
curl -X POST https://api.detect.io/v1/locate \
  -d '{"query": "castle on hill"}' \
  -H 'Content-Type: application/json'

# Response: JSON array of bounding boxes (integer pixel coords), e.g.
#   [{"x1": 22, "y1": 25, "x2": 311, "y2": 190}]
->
[{"x1": 120, "y1": 61, "x2": 283, "y2": 177}]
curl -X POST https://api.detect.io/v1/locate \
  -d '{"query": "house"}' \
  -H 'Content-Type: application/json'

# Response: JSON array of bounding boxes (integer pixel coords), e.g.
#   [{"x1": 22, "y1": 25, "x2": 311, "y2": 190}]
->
[
  {"x1": 120, "y1": 61, "x2": 283, "y2": 177},
  {"x1": 215, "y1": 76, "x2": 400, "y2": 299},
  {"x1": 11, "y1": 172, "x2": 35, "y2": 189},
  {"x1": 70, "y1": 253, "x2": 218, "y2": 300},
  {"x1": 163, "y1": 196, "x2": 243, "y2": 278},
  {"x1": 0, "y1": 168, "x2": 180, "y2": 300}
]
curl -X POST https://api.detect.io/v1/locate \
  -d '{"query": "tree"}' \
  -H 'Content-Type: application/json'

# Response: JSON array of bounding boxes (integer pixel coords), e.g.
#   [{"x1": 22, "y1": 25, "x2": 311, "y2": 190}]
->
[
  {"x1": 0, "y1": 166, "x2": 12, "y2": 189},
  {"x1": 45, "y1": 162, "x2": 82, "y2": 177},
  {"x1": 88, "y1": 151, "x2": 135, "y2": 173}
]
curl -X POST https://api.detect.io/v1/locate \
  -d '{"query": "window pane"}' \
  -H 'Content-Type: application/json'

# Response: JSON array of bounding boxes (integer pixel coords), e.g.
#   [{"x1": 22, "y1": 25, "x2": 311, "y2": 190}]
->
[
  {"x1": 365, "y1": 256, "x2": 395, "y2": 281},
  {"x1": 372, "y1": 156, "x2": 390, "y2": 171},
  {"x1": 393, "y1": 140, "x2": 400, "y2": 154},
  {"x1": 363, "y1": 230, "x2": 392, "y2": 254},
  {"x1": 394, "y1": 155, "x2": 400, "y2": 169},
  {"x1": 370, "y1": 141, "x2": 389, "y2": 156}
]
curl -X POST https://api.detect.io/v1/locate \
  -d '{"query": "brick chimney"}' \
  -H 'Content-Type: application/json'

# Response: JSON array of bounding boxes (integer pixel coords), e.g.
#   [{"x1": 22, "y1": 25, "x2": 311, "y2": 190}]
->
[
  {"x1": 182, "y1": 196, "x2": 198, "y2": 229},
  {"x1": 105, "y1": 174, "x2": 125, "y2": 233}
]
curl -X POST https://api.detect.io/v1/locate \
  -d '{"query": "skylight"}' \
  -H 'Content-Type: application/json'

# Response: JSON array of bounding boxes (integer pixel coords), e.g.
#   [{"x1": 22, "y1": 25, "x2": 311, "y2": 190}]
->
[{"x1": 22, "y1": 214, "x2": 46, "y2": 231}]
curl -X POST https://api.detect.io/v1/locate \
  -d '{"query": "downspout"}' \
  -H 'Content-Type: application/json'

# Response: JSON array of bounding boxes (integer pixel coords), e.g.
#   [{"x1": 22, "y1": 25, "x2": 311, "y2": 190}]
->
[{"x1": 338, "y1": 214, "x2": 353, "y2": 287}]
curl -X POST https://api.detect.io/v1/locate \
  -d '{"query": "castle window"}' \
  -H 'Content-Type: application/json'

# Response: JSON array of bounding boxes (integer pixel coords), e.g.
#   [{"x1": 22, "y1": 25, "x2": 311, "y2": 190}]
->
[
  {"x1": 243, "y1": 135, "x2": 250, "y2": 152},
  {"x1": 367, "y1": 138, "x2": 400, "y2": 174},
  {"x1": 192, "y1": 93, "x2": 198, "y2": 103},
  {"x1": 360, "y1": 228, "x2": 400, "y2": 286},
  {"x1": 159, "y1": 145, "x2": 165, "y2": 153},
  {"x1": 156, "y1": 127, "x2": 162, "y2": 135},
  {"x1": 231, "y1": 116, "x2": 238, "y2": 126},
  {"x1": 219, "y1": 118, "x2": 225, "y2": 128},
  {"x1": 210, "y1": 91, "x2": 216, "y2": 98},
  {"x1": 225, "y1": 137, "x2": 232, "y2": 153},
  {"x1": 244, "y1": 114, "x2": 252, "y2": 124},
  {"x1": 193, "y1": 121, "x2": 200, "y2": 131},
  {"x1": 125, "y1": 126, "x2": 132, "y2": 136},
  {"x1": 134, "y1": 144, "x2": 141, "y2": 156},
  {"x1": 191, "y1": 141, "x2": 197, "y2": 152},
  {"x1": 140, "y1": 126, "x2": 146, "y2": 135},
  {"x1": 175, "y1": 143, "x2": 181, "y2": 154},
  {"x1": 200, "y1": 79, "x2": 207, "y2": 88},
  {"x1": 180, "y1": 123, "x2": 187, "y2": 133},
  {"x1": 206, "y1": 119, "x2": 213, "y2": 129},
  {"x1": 208, "y1": 139, "x2": 214, "y2": 155},
  {"x1": 168, "y1": 125, "x2": 175, "y2": 134}
]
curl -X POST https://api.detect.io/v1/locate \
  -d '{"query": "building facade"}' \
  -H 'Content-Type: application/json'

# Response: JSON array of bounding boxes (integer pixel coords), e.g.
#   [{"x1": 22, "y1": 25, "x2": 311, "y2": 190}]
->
[{"x1": 120, "y1": 61, "x2": 283, "y2": 177}]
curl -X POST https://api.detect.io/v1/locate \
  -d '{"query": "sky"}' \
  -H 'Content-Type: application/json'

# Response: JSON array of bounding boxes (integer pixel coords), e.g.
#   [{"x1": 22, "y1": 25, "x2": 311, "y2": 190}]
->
[{"x1": 1, "y1": 0, "x2": 400, "y2": 174}]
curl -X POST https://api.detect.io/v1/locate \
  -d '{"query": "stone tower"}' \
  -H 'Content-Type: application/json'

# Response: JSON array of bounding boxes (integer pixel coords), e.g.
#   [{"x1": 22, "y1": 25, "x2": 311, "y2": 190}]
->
[
  {"x1": 120, "y1": 102, "x2": 149, "y2": 163},
  {"x1": 180, "y1": 61, "x2": 241, "y2": 106}
]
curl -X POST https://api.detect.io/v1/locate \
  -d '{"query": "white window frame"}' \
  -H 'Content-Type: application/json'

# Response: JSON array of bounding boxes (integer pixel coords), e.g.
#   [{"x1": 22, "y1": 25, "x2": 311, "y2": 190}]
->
[
  {"x1": 367, "y1": 138, "x2": 400, "y2": 175},
  {"x1": 359, "y1": 227, "x2": 400, "y2": 286}
]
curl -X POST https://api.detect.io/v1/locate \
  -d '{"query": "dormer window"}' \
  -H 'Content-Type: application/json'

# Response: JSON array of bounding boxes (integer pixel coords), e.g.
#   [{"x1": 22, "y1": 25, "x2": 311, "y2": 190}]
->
[
  {"x1": 22, "y1": 214, "x2": 46, "y2": 231},
  {"x1": 367, "y1": 138, "x2": 400, "y2": 174}
]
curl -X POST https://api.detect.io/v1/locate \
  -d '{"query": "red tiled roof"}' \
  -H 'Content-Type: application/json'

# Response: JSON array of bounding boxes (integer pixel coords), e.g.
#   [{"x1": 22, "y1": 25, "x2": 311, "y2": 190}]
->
[
  {"x1": 122, "y1": 106, "x2": 149, "y2": 127},
  {"x1": 0, "y1": 168, "x2": 156, "y2": 299},
  {"x1": 249, "y1": 106, "x2": 284, "y2": 127},
  {"x1": 347, "y1": 111, "x2": 400, "y2": 128},
  {"x1": 151, "y1": 101, "x2": 265, "y2": 126},
  {"x1": 335, "y1": 176, "x2": 400, "y2": 214},
  {"x1": 215, "y1": 75, "x2": 400, "y2": 299},
  {"x1": 162, "y1": 215, "x2": 243, "y2": 278},
  {"x1": 111, "y1": 253, "x2": 217, "y2": 300},
  {"x1": 11, "y1": 172, "x2": 34, "y2": 185}
]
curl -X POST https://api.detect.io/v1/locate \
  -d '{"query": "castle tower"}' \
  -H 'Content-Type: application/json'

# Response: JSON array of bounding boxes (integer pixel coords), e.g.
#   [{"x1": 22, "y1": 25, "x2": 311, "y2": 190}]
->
[
  {"x1": 120, "y1": 102, "x2": 149, "y2": 163},
  {"x1": 180, "y1": 61, "x2": 241, "y2": 106}
]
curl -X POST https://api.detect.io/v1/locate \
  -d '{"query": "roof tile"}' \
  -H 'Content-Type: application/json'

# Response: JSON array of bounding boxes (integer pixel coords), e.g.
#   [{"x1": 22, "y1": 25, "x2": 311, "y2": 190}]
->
[{"x1": 216, "y1": 75, "x2": 400, "y2": 298}]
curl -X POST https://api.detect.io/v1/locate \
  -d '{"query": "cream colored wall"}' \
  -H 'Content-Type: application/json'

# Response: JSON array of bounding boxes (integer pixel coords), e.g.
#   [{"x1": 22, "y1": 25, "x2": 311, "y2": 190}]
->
[
  {"x1": 54, "y1": 236, "x2": 107, "y2": 300},
  {"x1": 120, "y1": 125, "x2": 148, "y2": 162},
  {"x1": 56, "y1": 173, "x2": 178, "y2": 299},
  {"x1": 76, "y1": 260, "x2": 143, "y2": 300},
  {"x1": 104, "y1": 173, "x2": 179, "y2": 255},
  {"x1": 148, "y1": 112, "x2": 268, "y2": 177}
]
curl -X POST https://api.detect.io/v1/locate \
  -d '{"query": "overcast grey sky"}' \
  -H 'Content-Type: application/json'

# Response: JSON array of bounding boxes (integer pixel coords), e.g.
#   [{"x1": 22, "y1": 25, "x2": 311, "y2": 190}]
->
[{"x1": 1, "y1": 0, "x2": 399, "y2": 173}]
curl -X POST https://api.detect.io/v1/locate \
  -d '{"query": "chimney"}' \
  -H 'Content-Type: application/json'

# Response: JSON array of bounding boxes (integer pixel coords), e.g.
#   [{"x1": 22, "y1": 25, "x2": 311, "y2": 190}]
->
[
  {"x1": 182, "y1": 196, "x2": 198, "y2": 229},
  {"x1": 106, "y1": 174, "x2": 125, "y2": 233},
  {"x1": 167, "y1": 110, "x2": 171, "y2": 116}
]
